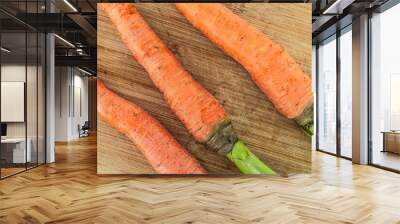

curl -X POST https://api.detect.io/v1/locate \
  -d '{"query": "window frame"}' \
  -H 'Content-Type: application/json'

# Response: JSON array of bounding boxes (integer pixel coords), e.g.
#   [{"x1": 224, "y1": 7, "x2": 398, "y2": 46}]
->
[
  {"x1": 0, "y1": 0, "x2": 48, "y2": 180},
  {"x1": 367, "y1": 1, "x2": 400, "y2": 173},
  {"x1": 315, "y1": 24, "x2": 353, "y2": 160}
]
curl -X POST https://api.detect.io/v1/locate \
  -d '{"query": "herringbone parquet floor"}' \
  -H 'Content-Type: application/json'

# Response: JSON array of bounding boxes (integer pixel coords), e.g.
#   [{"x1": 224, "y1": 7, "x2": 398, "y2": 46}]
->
[{"x1": 0, "y1": 135, "x2": 399, "y2": 223}]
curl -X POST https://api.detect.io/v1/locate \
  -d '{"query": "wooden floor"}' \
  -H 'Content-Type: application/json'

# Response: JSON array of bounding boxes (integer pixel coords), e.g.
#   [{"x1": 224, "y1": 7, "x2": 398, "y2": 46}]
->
[
  {"x1": 1, "y1": 167, "x2": 26, "y2": 178},
  {"x1": 1, "y1": 163, "x2": 45, "y2": 178},
  {"x1": 373, "y1": 150, "x2": 400, "y2": 171},
  {"x1": 0, "y1": 135, "x2": 399, "y2": 223}
]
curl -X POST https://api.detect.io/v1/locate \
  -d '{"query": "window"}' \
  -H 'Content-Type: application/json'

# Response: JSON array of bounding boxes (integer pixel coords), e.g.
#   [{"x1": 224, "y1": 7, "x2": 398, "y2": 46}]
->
[
  {"x1": 317, "y1": 35, "x2": 337, "y2": 154},
  {"x1": 390, "y1": 75, "x2": 400, "y2": 130},
  {"x1": 339, "y1": 27, "x2": 352, "y2": 158},
  {"x1": 370, "y1": 2, "x2": 400, "y2": 171},
  {"x1": 316, "y1": 25, "x2": 353, "y2": 159},
  {"x1": 0, "y1": 0, "x2": 47, "y2": 179}
]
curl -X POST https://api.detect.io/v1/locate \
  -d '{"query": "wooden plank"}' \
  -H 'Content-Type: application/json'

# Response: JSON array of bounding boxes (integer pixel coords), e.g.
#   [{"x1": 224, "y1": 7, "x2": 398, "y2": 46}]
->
[{"x1": 97, "y1": 3, "x2": 311, "y2": 175}]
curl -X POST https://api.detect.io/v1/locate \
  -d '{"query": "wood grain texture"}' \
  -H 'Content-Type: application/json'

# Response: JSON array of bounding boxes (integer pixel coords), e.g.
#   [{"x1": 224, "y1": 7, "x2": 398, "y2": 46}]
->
[
  {"x1": 1, "y1": 136, "x2": 400, "y2": 223},
  {"x1": 97, "y1": 3, "x2": 311, "y2": 175}
]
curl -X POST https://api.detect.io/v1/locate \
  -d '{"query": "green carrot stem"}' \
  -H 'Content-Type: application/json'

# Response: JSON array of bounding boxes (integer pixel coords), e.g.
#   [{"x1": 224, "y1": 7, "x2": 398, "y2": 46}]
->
[
  {"x1": 226, "y1": 140, "x2": 276, "y2": 175},
  {"x1": 302, "y1": 122, "x2": 313, "y2": 137},
  {"x1": 295, "y1": 105, "x2": 314, "y2": 137}
]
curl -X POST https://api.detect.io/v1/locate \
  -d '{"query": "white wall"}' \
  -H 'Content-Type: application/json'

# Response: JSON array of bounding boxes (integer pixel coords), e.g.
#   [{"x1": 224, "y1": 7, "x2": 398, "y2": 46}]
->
[
  {"x1": 72, "y1": 73, "x2": 89, "y2": 138},
  {"x1": 54, "y1": 67, "x2": 89, "y2": 141},
  {"x1": 1, "y1": 64, "x2": 26, "y2": 81},
  {"x1": 55, "y1": 66, "x2": 70, "y2": 141}
]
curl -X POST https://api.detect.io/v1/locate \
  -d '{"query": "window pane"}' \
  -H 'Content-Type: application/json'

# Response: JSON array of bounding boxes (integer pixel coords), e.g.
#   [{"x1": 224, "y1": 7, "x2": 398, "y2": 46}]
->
[
  {"x1": 1, "y1": 31, "x2": 27, "y2": 177},
  {"x1": 318, "y1": 36, "x2": 337, "y2": 154},
  {"x1": 371, "y1": 3, "x2": 400, "y2": 171},
  {"x1": 27, "y1": 31, "x2": 38, "y2": 169},
  {"x1": 340, "y1": 28, "x2": 352, "y2": 158},
  {"x1": 38, "y1": 32, "x2": 46, "y2": 165}
]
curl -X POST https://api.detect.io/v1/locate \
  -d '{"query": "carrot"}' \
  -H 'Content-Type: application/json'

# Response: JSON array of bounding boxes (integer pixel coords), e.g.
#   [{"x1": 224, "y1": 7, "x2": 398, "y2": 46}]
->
[
  {"x1": 176, "y1": 3, "x2": 314, "y2": 136},
  {"x1": 101, "y1": 3, "x2": 276, "y2": 175},
  {"x1": 100, "y1": 3, "x2": 225, "y2": 144},
  {"x1": 97, "y1": 80, "x2": 207, "y2": 174}
]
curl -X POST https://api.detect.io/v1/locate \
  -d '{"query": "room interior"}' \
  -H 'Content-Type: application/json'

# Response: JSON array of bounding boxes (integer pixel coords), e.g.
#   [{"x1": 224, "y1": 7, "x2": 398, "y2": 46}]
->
[
  {"x1": 0, "y1": 0, "x2": 96, "y2": 179},
  {"x1": 312, "y1": 0, "x2": 400, "y2": 172},
  {"x1": 369, "y1": 5, "x2": 400, "y2": 170},
  {"x1": 0, "y1": 30, "x2": 46, "y2": 177}
]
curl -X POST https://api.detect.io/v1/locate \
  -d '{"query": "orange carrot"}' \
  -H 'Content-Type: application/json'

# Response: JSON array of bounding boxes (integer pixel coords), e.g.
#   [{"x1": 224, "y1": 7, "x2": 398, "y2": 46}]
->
[
  {"x1": 101, "y1": 3, "x2": 276, "y2": 175},
  {"x1": 100, "y1": 3, "x2": 226, "y2": 143},
  {"x1": 97, "y1": 80, "x2": 206, "y2": 174},
  {"x1": 176, "y1": 3, "x2": 314, "y2": 135}
]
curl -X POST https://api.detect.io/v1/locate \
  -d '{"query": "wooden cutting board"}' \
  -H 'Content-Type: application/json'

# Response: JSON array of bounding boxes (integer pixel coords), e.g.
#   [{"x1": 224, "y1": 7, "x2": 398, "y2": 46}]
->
[{"x1": 97, "y1": 3, "x2": 311, "y2": 175}]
